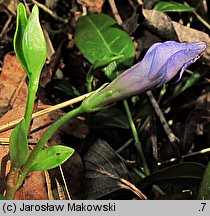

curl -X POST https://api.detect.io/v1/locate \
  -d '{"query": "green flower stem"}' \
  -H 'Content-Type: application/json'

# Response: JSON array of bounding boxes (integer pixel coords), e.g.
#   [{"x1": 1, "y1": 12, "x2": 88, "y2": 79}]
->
[
  {"x1": 16, "y1": 106, "x2": 84, "y2": 191},
  {"x1": 86, "y1": 64, "x2": 95, "y2": 93},
  {"x1": 24, "y1": 77, "x2": 39, "y2": 132},
  {"x1": 123, "y1": 100, "x2": 150, "y2": 176}
]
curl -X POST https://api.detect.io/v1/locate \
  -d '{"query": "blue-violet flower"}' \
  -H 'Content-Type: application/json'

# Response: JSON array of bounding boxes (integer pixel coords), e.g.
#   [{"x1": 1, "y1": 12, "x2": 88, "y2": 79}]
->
[{"x1": 81, "y1": 41, "x2": 206, "y2": 111}]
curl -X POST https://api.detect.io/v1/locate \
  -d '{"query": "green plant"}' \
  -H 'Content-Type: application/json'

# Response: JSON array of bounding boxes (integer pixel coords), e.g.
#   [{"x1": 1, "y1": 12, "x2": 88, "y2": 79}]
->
[
  {"x1": 2, "y1": 3, "x2": 206, "y2": 200},
  {"x1": 5, "y1": 3, "x2": 75, "y2": 199}
]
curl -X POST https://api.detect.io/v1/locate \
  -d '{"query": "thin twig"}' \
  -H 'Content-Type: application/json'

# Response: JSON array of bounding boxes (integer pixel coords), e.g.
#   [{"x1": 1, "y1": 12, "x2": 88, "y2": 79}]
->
[
  {"x1": 108, "y1": 0, "x2": 123, "y2": 25},
  {"x1": 0, "y1": 13, "x2": 12, "y2": 37},
  {"x1": 31, "y1": 0, "x2": 68, "y2": 23},
  {"x1": 159, "y1": 147, "x2": 210, "y2": 165},
  {"x1": 43, "y1": 29, "x2": 55, "y2": 61},
  {"x1": 98, "y1": 169, "x2": 147, "y2": 200},
  {"x1": 0, "y1": 92, "x2": 92, "y2": 133},
  {"x1": 59, "y1": 165, "x2": 71, "y2": 200},
  {"x1": 146, "y1": 90, "x2": 179, "y2": 143},
  {"x1": 0, "y1": 138, "x2": 9, "y2": 145},
  {"x1": 193, "y1": 10, "x2": 210, "y2": 30},
  {"x1": 116, "y1": 138, "x2": 133, "y2": 153},
  {"x1": 184, "y1": 1, "x2": 210, "y2": 30},
  {"x1": 44, "y1": 170, "x2": 54, "y2": 200}
]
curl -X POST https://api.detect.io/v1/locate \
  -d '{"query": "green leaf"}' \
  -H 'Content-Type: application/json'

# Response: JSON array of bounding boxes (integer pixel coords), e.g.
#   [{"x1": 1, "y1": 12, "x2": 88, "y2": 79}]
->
[
  {"x1": 141, "y1": 162, "x2": 205, "y2": 187},
  {"x1": 198, "y1": 162, "x2": 210, "y2": 199},
  {"x1": 75, "y1": 13, "x2": 135, "y2": 79},
  {"x1": 9, "y1": 119, "x2": 28, "y2": 168},
  {"x1": 14, "y1": 3, "x2": 29, "y2": 76},
  {"x1": 0, "y1": 194, "x2": 8, "y2": 200},
  {"x1": 30, "y1": 145, "x2": 75, "y2": 171},
  {"x1": 154, "y1": 1, "x2": 195, "y2": 12},
  {"x1": 179, "y1": 72, "x2": 204, "y2": 93},
  {"x1": 22, "y1": 4, "x2": 47, "y2": 77}
]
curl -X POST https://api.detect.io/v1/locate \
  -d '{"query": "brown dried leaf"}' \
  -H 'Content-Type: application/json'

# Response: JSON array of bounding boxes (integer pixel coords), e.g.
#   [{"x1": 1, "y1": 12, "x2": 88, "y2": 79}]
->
[
  {"x1": 0, "y1": 53, "x2": 63, "y2": 143},
  {"x1": 14, "y1": 171, "x2": 48, "y2": 200},
  {"x1": 29, "y1": 108, "x2": 63, "y2": 145},
  {"x1": 142, "y1": 9, "x2": 178, "y2": 40},
  {"x1": 77, "y1": 0, "x2": 105, "y2": 13},
  {"x1": 0, "y1": 145, "x2": 10, "y2": 194},
  {"x1": 0, "y1": 145, "x2": 48, "y2": 200},
  {"x1": 0, "y1": 54, "x2": 28, "y2": 117},
  {"x1": 172, "y1": 21, "x2": 210, "y2": 66}
]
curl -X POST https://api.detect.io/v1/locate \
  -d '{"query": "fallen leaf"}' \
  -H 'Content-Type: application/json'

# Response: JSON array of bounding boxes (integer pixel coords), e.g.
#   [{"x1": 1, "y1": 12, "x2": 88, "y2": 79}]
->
[
  {"x1": 142, "y1": 9, "x2": 178, "y2": 40},
  {"x1": 0, "y1": 53, "x2": 28, "y2": 117},
  {"x1": 29, "y1": 107, "x2": 63, "y2": 145},
  {"x1": 0, "y1": 145, "x2": 49, "y2": 200},
  {"x1": 0, "y1": 53, "x2": 63, "y2": 143},
  {"x1": 82, "y1": 139, "x2": 134, "y2": 199},
  {"x1": 142, "y1": 9, "x2": 210, "y2": 66},
  {"x1": 172, "y1": 21, "x2": 210, "y2": 66},
  {"x1": 14, "y1": 171, "x2": 48, "y2": 200},
  {"x1": 0, "y1": 146, "x2": 10, "y2": 194}
]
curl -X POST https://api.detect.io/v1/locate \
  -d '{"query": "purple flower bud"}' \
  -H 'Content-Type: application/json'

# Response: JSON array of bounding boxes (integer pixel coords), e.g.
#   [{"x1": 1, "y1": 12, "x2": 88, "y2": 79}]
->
[
  {"x1": 98, "y1": 41, "x2": 206, "y2": 105},
  {"x1": 81, "y1": 41, "x2": 206, "y2": 111}
]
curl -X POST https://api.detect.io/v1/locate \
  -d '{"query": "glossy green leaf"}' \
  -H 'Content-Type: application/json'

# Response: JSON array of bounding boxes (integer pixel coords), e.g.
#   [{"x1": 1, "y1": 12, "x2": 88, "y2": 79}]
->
[
  {"x1": 75, "y1": 13, "x2": 135, "y2": 79},
  {"x1": 14, "y1": 3, "x2": 46, "y2": 79},
  {"x1": 22, "y1": 4, "x2": 47, "y2": 77},
  {"x1": 141, "y1": 162, "x2": 205, "y2": 186},
  {"x1": 30, "y1": 145, "x2": 75, "y2": 171},
  {"x1": 154, "y1": 1, "x2": 195, "y2": 12},
  {"x1": 9, "y1": 119, "x2": 28, "y2": 168},
  {"x1": 14, "y1": 3, "x2": 29, "y2": 76},
  {"x1": 198, "y1": 161, "x2": 210, "y2": 199}
]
